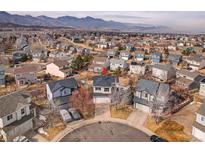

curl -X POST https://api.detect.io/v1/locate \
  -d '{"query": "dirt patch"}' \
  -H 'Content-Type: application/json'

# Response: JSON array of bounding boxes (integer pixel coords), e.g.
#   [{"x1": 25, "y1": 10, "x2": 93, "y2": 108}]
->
[
  {"x1": 145, "y1": 116, "x2": 191, "y2": 142},
  {"x1": 110, "y1": 105, "x2": 133, "y2": 120}
]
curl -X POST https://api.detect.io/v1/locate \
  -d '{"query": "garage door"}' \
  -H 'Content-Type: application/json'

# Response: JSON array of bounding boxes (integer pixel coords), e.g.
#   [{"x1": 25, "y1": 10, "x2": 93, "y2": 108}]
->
[
  {"x1": 192, "y1": 127, "x2": 205, "y2": 141},
  {"x1": 94, "y1": 97, "x2": 111, "y2": 104},
  {"x1": 135, "y1": 103, "x2": 150, "y2": 113}
]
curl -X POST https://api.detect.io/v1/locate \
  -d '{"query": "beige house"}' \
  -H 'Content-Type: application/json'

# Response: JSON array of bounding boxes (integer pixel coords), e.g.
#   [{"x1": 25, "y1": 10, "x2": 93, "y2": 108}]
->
[{"x1": 46, "y1": 60, "x2": 72, "y2": 78}]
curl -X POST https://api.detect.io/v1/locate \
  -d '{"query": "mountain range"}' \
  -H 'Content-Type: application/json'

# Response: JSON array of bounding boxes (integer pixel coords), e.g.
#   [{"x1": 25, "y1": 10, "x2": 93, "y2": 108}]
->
[{"x1": 0, "y1": 11, "x2": 169, "y2": 32}]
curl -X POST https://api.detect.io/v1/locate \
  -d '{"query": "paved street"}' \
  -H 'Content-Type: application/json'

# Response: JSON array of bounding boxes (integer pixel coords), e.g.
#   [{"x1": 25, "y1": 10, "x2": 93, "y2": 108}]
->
[{"x1": 60, "y1": 122, "x2": 150, "y2": 142}]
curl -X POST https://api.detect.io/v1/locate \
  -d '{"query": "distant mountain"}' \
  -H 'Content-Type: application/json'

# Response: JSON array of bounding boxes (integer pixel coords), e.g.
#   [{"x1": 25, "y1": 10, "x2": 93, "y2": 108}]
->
[{"x1": 0, "y1": 11, "x2": 169, "y2": 32}]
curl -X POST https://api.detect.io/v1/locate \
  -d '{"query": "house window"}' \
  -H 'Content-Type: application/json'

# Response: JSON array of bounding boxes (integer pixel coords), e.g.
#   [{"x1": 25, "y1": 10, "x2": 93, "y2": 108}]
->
[
  {"x1": 21, "y1": 108, "x2": 25, "y2": 115},
  {"x1": 95, "y1": 87, "x2": 101, "y2": 91},
  {"x1": 104, "y1": 88, "x2": 110, "y2": 92},
  {"x1": 7, "y1": 114, "x2": 13, "y2": 121},
  {"x1": 201, "y1": 116, "x2": 205, "y2": 121}
]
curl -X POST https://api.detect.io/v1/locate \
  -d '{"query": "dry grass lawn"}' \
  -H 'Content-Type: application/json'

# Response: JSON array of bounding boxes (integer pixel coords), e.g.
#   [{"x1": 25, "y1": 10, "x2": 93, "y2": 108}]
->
[
  {"x1": 110, "y1": 105, "x2": 133, "y2": 120},
  {"x1": 44, "y1": 123, "x2": 66, "y2": 141},
  {"x1": 145, "y1": 116, "x2": 192, "y2": 142}
]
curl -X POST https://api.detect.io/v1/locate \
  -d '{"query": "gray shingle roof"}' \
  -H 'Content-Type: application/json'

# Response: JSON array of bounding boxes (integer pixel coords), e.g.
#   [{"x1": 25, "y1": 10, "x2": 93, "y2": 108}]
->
[
  {"x1": 93, "y1": 76, "x2": 118, "y2": 87},
  {"x1": 47, "y1": 78, "x2": 78, "y2": 93},
  {"x1": 0, "y1": 91, "x2": 31, "y2": 117},
  {"x1": 136, "y1": 79, "x2": 159, "y2": 95},
  {"x1": 152, "y1": 64, "x2": 175, "y2": 71}
]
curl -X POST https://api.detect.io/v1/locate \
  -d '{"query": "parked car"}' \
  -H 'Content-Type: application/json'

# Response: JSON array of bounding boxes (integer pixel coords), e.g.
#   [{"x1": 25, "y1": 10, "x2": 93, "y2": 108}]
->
[
  {"x1": 13, "y1": 136, "x2": 31, "y2": 142},
  {"x1": 60, "y1": 109, "x2": 73, "y2": 122},
  {"x1": 68, "y1": 108, "x2": 81, "y2": 120},
  {"x1": 150, "y1": 135, "x2": 168, "y2": 142}
]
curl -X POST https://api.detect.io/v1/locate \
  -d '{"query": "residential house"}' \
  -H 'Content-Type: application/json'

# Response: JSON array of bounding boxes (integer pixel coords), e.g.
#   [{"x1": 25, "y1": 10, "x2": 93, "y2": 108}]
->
[
  {"x1": 46, "y1": 78, "x2": 78, "y2": 109},
  {"x1": 88, "y1": 56, "x2": 110, "y2": 73},
  {"x1": 110, "y1": 58, "x2": 128, "y2": 71},
  {"x1": 49, "y1": 51, "x2": 67, "y2": 60},
  {"x1": 192, "y1": 103, "x2": 205, "y2": 141},
  {"x1": 175, "y1": 69, "x2": 204, "y2": 90},
  {"x1": 199, "y1": 78, "x2": 205, "y2": 97},
  {"x1": 12, "y1": 51, "x2": 28, "y2": 64},
  {"x1": 133, "y1": 79, "x2": 170, "y2": 113},
  {"x1": 46, "y1": 60, "x2": 72, "y2": 78},
  {"x1": 136, "y1": 53, "x2": 145, "y2": 62},
  {"x1": 185, "y1": 55, "x2": 205, "y2": 70},
  {"x1": 0, "y1": 91, "x2": 34, "y2": 141},
  {"x1": 14, "y1": 65, "x2": 38, "y2": 85},
  {"x1": 0, "y1": 65, "x2": 5, "y2": 87},
  {"x1": 97, "y1": 42, "x2": 108, "y2": 49},
  {"x1": 32, "y1": 49, "x2": 47, "y2": 62},
  {"x1": 107, "y1": 50, "x2": 117, "y2": 59},
  {"x1": 152, "y1": 64, "x2": 176, "y2": 82},
  {"x1": 168, "y1": 54, "x2": 182, "y2": 65},
  {"x1": 120, "y1": 51, "x2": 131, "y2": 61},
  {"x1": 150, "y1": 52, "x2": 162, "y2": 63},
  {"x1": 92, "y1": 75, "x2": 118, "y2": 104},
  {"x1": 129, "y1": 61, "x2": 147, "y2": 75}
]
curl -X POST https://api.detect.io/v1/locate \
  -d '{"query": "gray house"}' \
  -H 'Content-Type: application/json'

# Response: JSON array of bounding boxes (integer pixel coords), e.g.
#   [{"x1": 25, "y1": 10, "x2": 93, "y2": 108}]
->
[
  {"x1": 0, "y1": 91, "x2": 34, "y2": 141},
  {"x1": 0, "y1": 65, "x2": 5, "y2": 87},
  {"x1": 93, "y1": 75, "x2": 118, "y2": 104},
  {"x1": 152, "y1": 64, "x2": 176, "y2": 82},
  {"x1": 46, "y1": 78, "x2": 78, "y2": 109},
  {"x1": 133, "y1": 79, "x2": 170, "y2": 113},
  {"x1": 176, "y1": 69, "x2": 204, "y2": 90},
  {"x1": 110, "y1": 58, "x2": 128, "y2": 71},
  {"x1": 150, "y1": 52, "x2": 162, "y2": 63},
  {"x1": 168, "y1": 54, "x2": 182, "y2": 65},
  {"x1": 185, "y1": 55, "x2": 205, "y2": 70}
]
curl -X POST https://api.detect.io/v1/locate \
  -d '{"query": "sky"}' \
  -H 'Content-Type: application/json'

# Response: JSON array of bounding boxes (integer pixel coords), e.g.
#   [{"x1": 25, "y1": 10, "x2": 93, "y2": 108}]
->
[{"x1": 8, "y1": 11, "x2": 205, "y2": 33}]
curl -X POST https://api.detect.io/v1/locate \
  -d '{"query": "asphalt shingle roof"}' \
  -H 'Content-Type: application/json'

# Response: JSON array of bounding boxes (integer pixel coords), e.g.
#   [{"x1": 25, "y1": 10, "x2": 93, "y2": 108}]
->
[
  {"x1": 0, "y1": 91, "x2": 31, "y2": 117},
  {"x1": 47, "y1": 78, "x2": 78, "y2": 93},
  {"x1": 93, "y1": 76, "x2": 118, "y2": 87}
]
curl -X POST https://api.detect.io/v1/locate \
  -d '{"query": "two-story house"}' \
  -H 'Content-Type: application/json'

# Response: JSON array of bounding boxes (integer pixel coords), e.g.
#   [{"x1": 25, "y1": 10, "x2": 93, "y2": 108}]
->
[
  {"x1": 168, "y1": 54, "x2": 182, "y2": 66},
  {"x1": 0, "y1": 91, "x2": 34, "y2": 141},
  {"x1": 133, "y1": 79, "x2": 170, "y2": 113},
  {"x1": 129, "y1": 61, "x2": 147, "y2": 75},
  {"x1": 14, "y1": 65, "x2": 38, "y2": 85},
  {"x1": 46, "y1": 60, "x2": 72, "y2": 78},
  {"x1": 46, "y1": 78, "x2": 78, "y2": 109},
  {"x1": 88, "y1": 56, "x2": 110, "y2": 73},
  {"x1": 152, "y1": 64, "x2": 176, "y2": 82},
  {"x1": 192, "y1": 102, "x2": 205, "y2": 141},
  {"x1": 0, "y1": 65, "x2": 5, "y2": 87},
  {"x1": 136, "y1": 53, "x2": 145, "y2": 62},
  {"x1": 150, "y1": 52, "x2": 162, "y2": 63},
  {"x1": 185, "y1": 55, "x2": 205, "y2": 70},
  {"x1": 175, "y1": 69, "x2": 204, "y2": 90},
  {"x1": 107, "y1": 50, "x2": 117, "y2": 59},
  {"x1": 110, "y1": 58, "x2": 128, "y2": 71},
  {"x1": 120, "y1": 51, "x2": 131, "y2": 61},
  {"x1": 93, "y1": 75, "x2": 118, "y2": 104}
]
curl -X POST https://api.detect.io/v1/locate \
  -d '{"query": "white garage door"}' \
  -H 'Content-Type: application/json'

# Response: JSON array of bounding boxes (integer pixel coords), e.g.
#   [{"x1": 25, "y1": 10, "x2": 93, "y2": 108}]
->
[
  {"x1": 94, "y1": 97, "x2": 111, "y2": 104},
  {"x1": 192, "y1": 127, "x2": 205, "y2": 141},
  {"x1": 135, "y1": 103, "x2": 150, "y2": 113}
]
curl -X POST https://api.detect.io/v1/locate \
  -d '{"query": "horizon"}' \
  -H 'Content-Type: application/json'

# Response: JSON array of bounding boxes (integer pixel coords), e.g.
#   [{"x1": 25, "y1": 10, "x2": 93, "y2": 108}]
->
[{"x1": 5, "y1": 11, "x2": 205, "y2": 33}]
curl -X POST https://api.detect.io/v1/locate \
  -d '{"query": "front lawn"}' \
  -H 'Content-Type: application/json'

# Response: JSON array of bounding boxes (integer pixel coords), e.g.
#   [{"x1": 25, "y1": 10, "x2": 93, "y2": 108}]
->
[
  {"x1": 144, "y1": 116, "x2": 191, "y2": 142},
  {"x1": 110, "y1": 105, "x2": 133, "y2": 120}
]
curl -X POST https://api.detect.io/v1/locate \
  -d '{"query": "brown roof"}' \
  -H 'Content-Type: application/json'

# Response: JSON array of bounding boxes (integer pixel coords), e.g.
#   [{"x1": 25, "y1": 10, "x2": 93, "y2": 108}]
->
[
  {"x1": 53, "y1": 60, "x2": 69, "y2": 67},
  {"x1": 93, "y1": 56, "x2": 107, "y2": 62},
  {"x1": 176, "y1": 77, "x2": 193, "y2": 85},
  {"x1": 14, "y1": 65, "x2": 38, "y2": 74}
]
